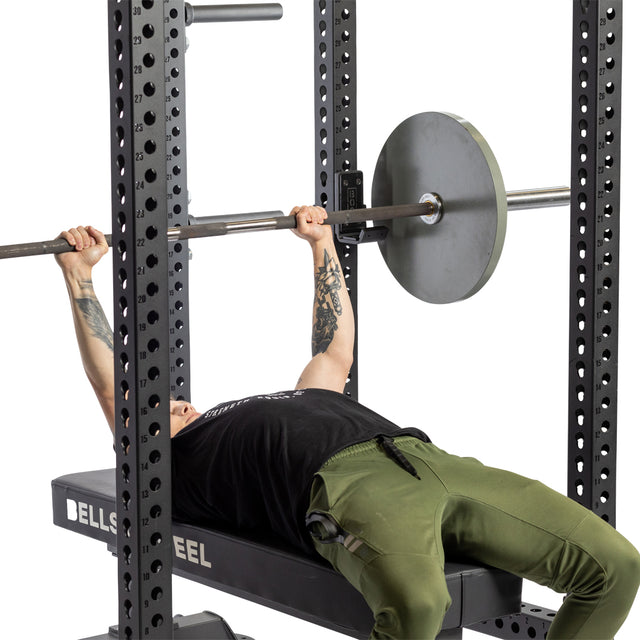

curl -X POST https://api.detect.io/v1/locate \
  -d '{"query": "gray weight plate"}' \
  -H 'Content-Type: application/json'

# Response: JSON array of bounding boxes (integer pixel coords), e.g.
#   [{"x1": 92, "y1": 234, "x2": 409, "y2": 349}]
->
[{"x1": 372, "y1": 111, "x2": 507, "y2": 304}]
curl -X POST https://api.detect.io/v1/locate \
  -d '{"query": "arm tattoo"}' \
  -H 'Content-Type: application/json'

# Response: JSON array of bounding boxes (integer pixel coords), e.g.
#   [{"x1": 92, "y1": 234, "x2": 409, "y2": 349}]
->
[
  {"x1": 75, "y1": 294, "x2": 114, "y2": 352},
  {"x1": 312, "y1": 249, "x2": 343, "y2": 356},
  {"x1": 78, "y1": 280, "x2": 94, "y2": 292}
]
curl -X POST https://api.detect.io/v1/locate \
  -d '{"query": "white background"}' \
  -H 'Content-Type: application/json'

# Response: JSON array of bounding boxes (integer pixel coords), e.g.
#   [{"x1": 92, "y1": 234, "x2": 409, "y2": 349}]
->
[{"x1": 0, "y1": 0, "x2": 638, "y2": 638}]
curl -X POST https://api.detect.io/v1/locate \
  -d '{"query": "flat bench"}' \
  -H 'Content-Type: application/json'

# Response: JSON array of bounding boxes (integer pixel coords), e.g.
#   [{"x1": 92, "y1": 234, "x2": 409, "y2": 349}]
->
[{"x1": 52, "y1": 469, "x2": 522, "y2": 638}]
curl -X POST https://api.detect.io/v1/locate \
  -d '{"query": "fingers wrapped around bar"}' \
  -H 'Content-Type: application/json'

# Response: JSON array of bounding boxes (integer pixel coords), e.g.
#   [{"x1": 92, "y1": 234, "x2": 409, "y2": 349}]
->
[{"x1": 290, "y1": 206, "x2": 332, "y2": 244}]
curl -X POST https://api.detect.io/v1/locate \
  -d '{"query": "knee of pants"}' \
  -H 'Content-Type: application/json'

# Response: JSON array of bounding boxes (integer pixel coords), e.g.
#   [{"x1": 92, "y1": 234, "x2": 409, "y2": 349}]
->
[
  {"x1": 566, "y1": 514, "x2": 640, "y2": 597},
  {"x1": 602, "y1": 537, "x2": 640, "y2": 605},
  {"x1": 571, "y1": 523, "x2": 640, "y2": 617},
  {"x1": 363, "y1": 556, "x2": 452, "y2": 640},
  {"x1": 373, "y1": 591, "x2": 452, "y2": 640}
]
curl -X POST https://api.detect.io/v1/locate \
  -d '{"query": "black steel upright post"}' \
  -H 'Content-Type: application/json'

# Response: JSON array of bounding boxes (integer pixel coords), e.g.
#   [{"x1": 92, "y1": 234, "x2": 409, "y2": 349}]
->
[
  {"x1": 567, "y1": 0, "x2": 622, "y2": 526},
  {"x1": 314, "y1": 0, "x2": 359, "y2": 399},
  {"x1": 165, "y1": 1, "x2": 192, "y2": 403},
  {"x1": 470, "y1": 2, "x2": 624, "y2": 638},
  {"x1": 109, "y1": 0, "x2": 175, "y2": 636}
]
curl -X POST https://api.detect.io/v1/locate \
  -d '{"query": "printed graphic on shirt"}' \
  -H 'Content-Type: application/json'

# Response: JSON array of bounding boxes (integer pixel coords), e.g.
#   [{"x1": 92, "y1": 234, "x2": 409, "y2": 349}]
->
[{"x1": 201, "y1": 390, "x2": 307, "y2": 420}]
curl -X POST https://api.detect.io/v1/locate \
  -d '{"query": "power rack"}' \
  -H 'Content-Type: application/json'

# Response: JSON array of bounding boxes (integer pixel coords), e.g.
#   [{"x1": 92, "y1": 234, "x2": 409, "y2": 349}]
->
[{"x1": 53, "y1": 1, "x2": 624, "y2": 639}]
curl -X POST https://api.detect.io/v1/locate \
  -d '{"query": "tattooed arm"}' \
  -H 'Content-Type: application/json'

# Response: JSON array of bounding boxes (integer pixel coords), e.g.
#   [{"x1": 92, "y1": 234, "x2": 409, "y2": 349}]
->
[
  {"x1": 56, "y1": 226, "x2": 115, "y2": 435},
  {"x1": 291, "y1": 206, "x2": 355, "y2": 393}
]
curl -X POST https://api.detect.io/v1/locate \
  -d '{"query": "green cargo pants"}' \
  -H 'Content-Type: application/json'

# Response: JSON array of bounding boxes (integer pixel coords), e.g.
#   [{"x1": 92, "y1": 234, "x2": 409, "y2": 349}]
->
[{"x1": 307, "y1": 437, "x2": 640, "y2": 640}]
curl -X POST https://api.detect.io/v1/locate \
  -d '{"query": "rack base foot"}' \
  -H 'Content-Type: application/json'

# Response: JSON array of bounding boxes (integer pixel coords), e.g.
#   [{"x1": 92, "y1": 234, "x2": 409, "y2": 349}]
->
[{"x1": 81, "y1": 610, "x2": 254, "y2": 640}]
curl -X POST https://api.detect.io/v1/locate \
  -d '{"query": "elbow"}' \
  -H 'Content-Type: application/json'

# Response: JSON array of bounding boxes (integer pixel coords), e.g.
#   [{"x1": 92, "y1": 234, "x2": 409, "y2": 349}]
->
[
  {"x1": 88, "y1": 378, "x2": 114, "y2": 403},
  {"x1": 317, "y1": 338, "x2": 353, "y2": 375},
  {"x1": 89, "y1": 379, "x2": 115, "y2": 417},
  {"x1": 344, "y1": 351, "x2": 354, "y2": 374},
  {"x1": 323, "y1": 339, "x2": 352, "y2": 375},
  {"x1": 335, "y1": 350, "x2": 354, "y2": 382}
]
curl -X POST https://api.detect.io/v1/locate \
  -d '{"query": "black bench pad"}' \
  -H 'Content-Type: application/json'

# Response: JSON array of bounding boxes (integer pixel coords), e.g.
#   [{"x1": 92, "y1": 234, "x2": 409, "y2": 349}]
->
[{"x1": 52, "y1": 469, "x2": 522, "y2": 638}]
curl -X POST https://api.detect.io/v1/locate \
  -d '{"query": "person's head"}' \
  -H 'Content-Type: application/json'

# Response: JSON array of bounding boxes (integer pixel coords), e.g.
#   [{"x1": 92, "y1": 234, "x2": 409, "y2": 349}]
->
[{"x1": 169, "y1": 400, "x2": 201, "y2": 437}]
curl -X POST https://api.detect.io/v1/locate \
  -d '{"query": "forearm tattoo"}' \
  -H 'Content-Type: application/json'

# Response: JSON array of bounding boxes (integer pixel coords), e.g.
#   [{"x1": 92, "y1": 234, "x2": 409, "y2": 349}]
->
[
  {"x1": 312, "y1": 249, "x2": 343, "y2": 356},
  {"x1": 75, "y1": 281, "x2": 114, "y2": 351}
]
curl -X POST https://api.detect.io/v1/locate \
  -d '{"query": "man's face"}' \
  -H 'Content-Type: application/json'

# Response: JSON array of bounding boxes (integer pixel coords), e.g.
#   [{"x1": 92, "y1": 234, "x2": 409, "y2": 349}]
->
[{"x1": 169, "y1": 400, "x2": 201, "y2": 437}]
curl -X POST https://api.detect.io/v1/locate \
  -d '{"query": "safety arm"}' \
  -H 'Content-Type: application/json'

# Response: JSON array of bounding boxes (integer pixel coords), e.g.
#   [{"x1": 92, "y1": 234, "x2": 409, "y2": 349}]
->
[
  {"x1": 296, "y1": 234, "x2": 355, "y2": 393},
  {"x1": 62, "y1": 269, "x2": 116, "y2": 436}
]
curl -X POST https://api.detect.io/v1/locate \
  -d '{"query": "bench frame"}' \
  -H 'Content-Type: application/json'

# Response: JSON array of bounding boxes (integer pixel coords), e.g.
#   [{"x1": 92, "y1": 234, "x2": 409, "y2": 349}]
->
[{"x1": 52, "y1": 469, "x2": 522, "y2": 638}]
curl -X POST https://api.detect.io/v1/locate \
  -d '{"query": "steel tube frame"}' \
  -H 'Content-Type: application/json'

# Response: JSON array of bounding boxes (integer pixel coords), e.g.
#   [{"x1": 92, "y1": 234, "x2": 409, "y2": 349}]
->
[
  {"x1": 108, "y1": 0, "x2": 175, "y2": 632},
  {"x1": 566, "y1": 0, "x2": 622, "y2": 525},
  {"x1": 471, "y1": 1, "x2": 623, "y2": 637},
  {"x1": 106, "y1": 0, "x2": 191, "y2": 637},
  {"x1": 315, "y1": 0, "x2": 360, "y2": 399}
]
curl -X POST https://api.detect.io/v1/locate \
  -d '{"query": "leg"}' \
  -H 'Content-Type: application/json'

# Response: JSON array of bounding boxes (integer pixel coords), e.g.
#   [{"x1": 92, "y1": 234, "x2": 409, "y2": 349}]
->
[
  {"x1": 308, "y1": 440, "x2": 453, "y2": 640},
  {"x1": 399, "y1": 441, "x2": 640, "y2": 640},
  {"x1": 344, "y1": 550, "x2": 452, "y2": 640},
  {"x1": 548, "y1": 511, "x2": 640, "y2": 637}
]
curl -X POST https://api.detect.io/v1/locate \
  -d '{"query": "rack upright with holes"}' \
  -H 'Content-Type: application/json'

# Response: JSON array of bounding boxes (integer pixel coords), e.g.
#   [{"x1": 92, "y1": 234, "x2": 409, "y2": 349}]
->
[
  {"x1": 106, "y1": 0, "x2": 193, "y2": 637},
  {"x1": 566, "y1": 0, "x2": 621, "y2": 528},
  {"x1": 315, "y1": 0, "x2": 361, "y2": 399},
  {"x1": 469, "y1": 1, "x2": 623, "y2": 637}
]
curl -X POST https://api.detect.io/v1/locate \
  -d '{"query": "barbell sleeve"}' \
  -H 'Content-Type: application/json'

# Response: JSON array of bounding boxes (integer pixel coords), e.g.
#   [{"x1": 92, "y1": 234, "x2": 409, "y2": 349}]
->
[
  {"x1": 185, "y1": 3, "x2": 284, "y2": 26},
  {"x1": 506, "y1": 187, "x2": 571, "y2": 211}
]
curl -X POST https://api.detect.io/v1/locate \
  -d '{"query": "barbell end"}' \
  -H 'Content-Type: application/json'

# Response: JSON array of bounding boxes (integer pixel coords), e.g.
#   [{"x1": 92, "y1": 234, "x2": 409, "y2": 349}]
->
[
  {"x1": 506, "y1": 187, "x2": 571, "y2": 211},
  {"x1": 418, "y1": 193, "x2": 443, "y2": 225}
]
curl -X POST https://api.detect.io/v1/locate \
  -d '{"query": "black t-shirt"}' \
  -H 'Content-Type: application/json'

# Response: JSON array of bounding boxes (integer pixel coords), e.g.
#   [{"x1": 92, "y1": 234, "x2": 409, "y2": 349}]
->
[{"x1": 171, "y1": 388, "x2": 429, "y2": 555}]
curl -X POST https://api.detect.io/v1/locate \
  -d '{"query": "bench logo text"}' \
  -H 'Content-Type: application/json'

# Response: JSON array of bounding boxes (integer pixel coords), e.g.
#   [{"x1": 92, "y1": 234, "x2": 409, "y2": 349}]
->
[{"x1": 67, "y1": 499, "x2": 214, "y2": 569}]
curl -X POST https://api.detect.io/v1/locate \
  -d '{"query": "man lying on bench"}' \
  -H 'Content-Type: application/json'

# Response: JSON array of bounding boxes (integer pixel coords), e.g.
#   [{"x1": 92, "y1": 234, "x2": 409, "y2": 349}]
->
[{"x1": 55, "y1": 207, "x2": 640, "y2": 640}]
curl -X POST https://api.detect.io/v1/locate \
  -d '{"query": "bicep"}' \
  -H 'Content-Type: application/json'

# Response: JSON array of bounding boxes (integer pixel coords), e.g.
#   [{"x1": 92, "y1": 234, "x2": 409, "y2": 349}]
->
[{"x1": 295, "y1": 353, "x2": 350, "y2": 393}]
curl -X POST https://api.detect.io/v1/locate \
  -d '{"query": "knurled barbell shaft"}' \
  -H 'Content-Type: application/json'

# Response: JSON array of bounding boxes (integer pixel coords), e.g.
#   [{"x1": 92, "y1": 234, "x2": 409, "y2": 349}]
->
[
  {"x1": 173, "y1": 202, "x2": 435, "y2": 240},
  {"x1": 0, "y1": 203, "x2": 433, "y2": 260},
  {"x1": 0, "y1": 187, "x2": 570, "y2": 260}
]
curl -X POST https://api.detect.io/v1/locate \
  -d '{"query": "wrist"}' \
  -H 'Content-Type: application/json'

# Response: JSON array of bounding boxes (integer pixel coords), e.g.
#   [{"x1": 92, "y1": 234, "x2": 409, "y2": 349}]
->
[
  {"x1": 63, "y1": 266, "x2": 94, "y2": 291},
  {"x1": 309, "y1": 233, "x2": 335, "y2": 254}
]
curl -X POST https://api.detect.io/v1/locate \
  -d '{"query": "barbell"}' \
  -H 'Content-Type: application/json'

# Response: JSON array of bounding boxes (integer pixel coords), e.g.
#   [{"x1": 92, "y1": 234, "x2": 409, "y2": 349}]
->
[{"x1": 0, "y1": 112, "x2": 570, "y2": 304}]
